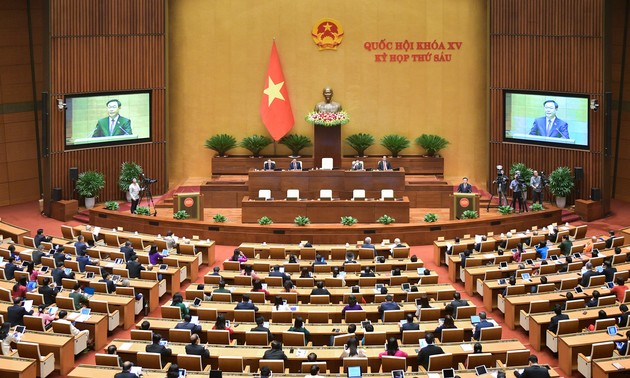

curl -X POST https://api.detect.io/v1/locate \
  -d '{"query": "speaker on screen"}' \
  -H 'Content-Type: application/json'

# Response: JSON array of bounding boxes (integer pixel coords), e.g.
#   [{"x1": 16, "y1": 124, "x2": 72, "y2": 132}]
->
[
  {"x1": 52, "y1": 188, "x2": 61, "y2": 202},
  {"x1": 591, "y1": 188, "x2": 601, "y2": 201},
  {"x1": 574, "y1": 167, "x2": 584, "y2": 181}
]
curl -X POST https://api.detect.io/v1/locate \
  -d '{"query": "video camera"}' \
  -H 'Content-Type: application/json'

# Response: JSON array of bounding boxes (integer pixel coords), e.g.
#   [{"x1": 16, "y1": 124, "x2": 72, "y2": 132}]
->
[
  {"x1": 539, "y1": 171, "x2": 550, "y2": 187},
  {"x1": 141, "y1": 173, "x2": 157, "y2": 185}
]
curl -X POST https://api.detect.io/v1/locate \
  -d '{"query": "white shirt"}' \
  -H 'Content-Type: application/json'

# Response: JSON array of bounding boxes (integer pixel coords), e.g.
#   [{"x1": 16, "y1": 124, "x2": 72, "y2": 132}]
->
[{"x1": 129, "y1": 182, "x2": 141, "y2": 201}]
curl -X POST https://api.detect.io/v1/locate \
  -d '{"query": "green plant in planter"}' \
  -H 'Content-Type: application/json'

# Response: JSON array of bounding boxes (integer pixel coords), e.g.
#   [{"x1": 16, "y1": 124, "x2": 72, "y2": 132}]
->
[
  {"x1": 279, "y1": 134, "x2": 312, "y2": 157},
  {"x1": 415, "y1": 134, "x2": 450, "y2": 156},
  {"x1": 345, "y1": 133, "x2": 375, "y2": 157},
  {"x1": 240, "y1": 135, "x2": 273, "y2": 157},
  {"x1": 424, "y1": 213, "x2": 438, "y2": 223},
  {"x1": 258, "y1": 216, "x2": 273, "y2": 225},
  {"x1": 340, "y1": 216, "x2": 358, "y2": 226},
  {"x1": 213, "y1": 214, "x2": 227, "y2": 223},
  {"x1": 530, "y1": 203, "x2": 544, "y2": 212},
  {"x1": 205, "y1": 134, "x2": 238, "y2": 157},
  {"x1": 380, "y1": 135, "x2": 410, "y2": 157},
  {"x1": 294, "y1": 215, "x2": 310, "y2": 226},
  {"x1": 460, "y1": 210, "x2": 479, "y2": 219},
  {"x1": 118, "y1": 162, "x2": 143, "y2": 192},
  {"x1": 548, "y1": 166, "x2": 575, "y2": 198},
  {"x1": 377, "y1": 214, "x2": 396, "y2": 225},
  {"x1": 509, "y1": 162, "x2": 534, "y2": 184},
  {"x1": 134, "y1": 206, "x2": 151, "y2": 216},
  {"x1": 498, "y1": 205, "x2": 513, "y2": 215},
  {"x1": 75, "y1": 171, "x2": 106, "y2": 198},
  {"x1": 104, "y1": 201, "x2": 119, "y2": 210},
  {"x1": 173, "y1": 210, "x2": 190, "y2": 220}
]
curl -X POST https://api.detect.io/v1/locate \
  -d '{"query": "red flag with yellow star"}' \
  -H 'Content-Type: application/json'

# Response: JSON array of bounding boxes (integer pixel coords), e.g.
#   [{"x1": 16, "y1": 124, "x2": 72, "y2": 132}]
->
[{"x1": 260, "y1": 41, "x2": 294, "y2": 141}]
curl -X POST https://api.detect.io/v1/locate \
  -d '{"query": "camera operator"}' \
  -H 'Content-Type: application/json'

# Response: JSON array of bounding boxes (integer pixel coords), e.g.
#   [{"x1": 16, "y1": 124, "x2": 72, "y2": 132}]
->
[
  {"x1": 493, "y1": 169, "x2": 509, "y2": 206},
  {"x1": 530, "y1": 170, "x2": 543, "y2": 205},
  {"x1": 128, "y1": 178, "x2": 143, "y2": 214},
  {"x1": 509, "y1": 172, "x2": 526, "y2": 212}
]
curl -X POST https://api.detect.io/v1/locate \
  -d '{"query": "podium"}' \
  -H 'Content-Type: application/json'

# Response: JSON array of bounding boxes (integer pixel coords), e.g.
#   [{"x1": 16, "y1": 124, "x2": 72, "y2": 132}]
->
[
  {"x1": 450, "y1": 192, "x2": 480, "y2": 220},
  {"x1": 174, "y1": 192, "x2": 204, "y2": 220}
]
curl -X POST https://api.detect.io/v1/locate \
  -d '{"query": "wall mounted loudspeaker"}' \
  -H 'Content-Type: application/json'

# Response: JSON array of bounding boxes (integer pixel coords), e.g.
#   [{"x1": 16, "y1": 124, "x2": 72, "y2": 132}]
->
[
  {"x1": 591, "y1": 187, "x2": 601, "y2": 201},
  {"x1": 574, "y1": 167, "x2": 584, "y2": 181},
  {"x1": 69, "y1": 167, "x2": 79, "y2": 181},
  {"x1": 52, "y1": 188, "x2": 62, "y2": 202}
]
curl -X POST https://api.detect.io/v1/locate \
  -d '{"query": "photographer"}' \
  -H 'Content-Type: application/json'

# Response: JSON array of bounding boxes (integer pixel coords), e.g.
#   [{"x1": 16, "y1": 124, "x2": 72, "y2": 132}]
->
[
  {"x1": 493, "y1": 169, "x2": 508, "y2": 206},
  {"x1": 509, "y1": 173, "x2": 526, "y2": 212},
  {"x1": 530, "y1": 170, "x2": 543, "y2": 205},
  {"x1": 128, "y1": 178, "x2": 142, "y2": 214}
]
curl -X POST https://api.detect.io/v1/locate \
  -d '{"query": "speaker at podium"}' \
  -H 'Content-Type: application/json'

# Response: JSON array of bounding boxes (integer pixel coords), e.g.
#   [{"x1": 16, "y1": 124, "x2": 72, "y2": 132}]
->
[{"x1": 450, "y1": 192, "x2": 480, "y2": 220}]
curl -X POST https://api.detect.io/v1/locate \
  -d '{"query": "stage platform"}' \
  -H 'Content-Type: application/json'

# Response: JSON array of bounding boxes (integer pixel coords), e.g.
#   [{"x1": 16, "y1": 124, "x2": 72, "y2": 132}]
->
[{"x1": 88, "y1": 203, "x2": 562, "y2": 246}]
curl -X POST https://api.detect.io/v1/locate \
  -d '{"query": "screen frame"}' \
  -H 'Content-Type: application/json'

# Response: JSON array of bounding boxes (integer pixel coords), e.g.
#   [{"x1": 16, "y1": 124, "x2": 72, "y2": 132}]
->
[
  {"x1": 63, "y1": 90, "x2": 153, "y2": 151},
  {"x1": 503, "y1": 90, "x2": 590, "y2": 150}
]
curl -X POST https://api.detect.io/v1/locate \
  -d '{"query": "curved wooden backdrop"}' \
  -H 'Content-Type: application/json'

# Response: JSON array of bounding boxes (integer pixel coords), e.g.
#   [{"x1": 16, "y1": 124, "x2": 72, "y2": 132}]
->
[
  {"x1": 489, "y1": 0, "x2": 608, "y2": 210},
  {"x1": 45, "y1": 0, "x2": 166, "y2": 208}
]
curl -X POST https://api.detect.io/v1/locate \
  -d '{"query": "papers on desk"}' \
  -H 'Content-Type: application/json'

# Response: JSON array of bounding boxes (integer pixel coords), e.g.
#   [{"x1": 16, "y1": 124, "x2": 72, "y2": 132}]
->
[
  {"x1": 474, "y1": 235, "x2": 482, "y2": 244},
  {"x1": 75, "y1": 314, "x2": 91, "y2": 322},
  {"x1": 92, "y1": 226, "x2": 101, "y2": 236},
  {"x1": 460, "y1": 343, "x2": 474, "y2": 352},
  {"x1": 483, "y1": 253, "x2": 495, "y2": 259},
  {"x1": 130, "y1": 366, "x2": 142, "y2": 375},
  {"x1": 67, "y1": 312, "x2": 80, "y2": 321},
  {"x1": 427, "y1": 374, "x2": 441, "y2": 378},
  {"x1": 23, "y1": 300, "x2": 33, "y2": 312},
  {"x1": 119, "y1": 342, "x2": 133, "y2": 351},
  {"x1": 191, "y1": 316, "x2": 199, "y2": 324},
  {"x1": 445, "y1": 243, "x2": 452, "y2": 250},
  {"x1": 106, "y1": 262, "x2": 116, "y2": 268},
  {"x1": 295, "y1": 349, "x2": 307, "y2": 357}
]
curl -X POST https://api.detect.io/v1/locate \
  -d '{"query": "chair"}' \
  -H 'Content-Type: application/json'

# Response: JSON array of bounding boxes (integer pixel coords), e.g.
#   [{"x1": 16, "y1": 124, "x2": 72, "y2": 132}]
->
[
  {"x1": 319, "y1": 189, "x2": 333, "y2": 200},
  {"x1": 321, "y1": 158, "x2": 333, "y2": 170},
  {"x1": 594, "y1": 318, "x2": 617, "y2": 330},
  {"x1": 25, "y1": 292, "x2": 44, "y2": 306},
  {"x1": 90, "y1": 281, "x2": 110, "y2": 294},
  {"x1": 546, "y1": 319, "x2": 579, "y2": 353},
  {"x1": 402, "y1": 330, "x2": 423, "y2": 345},
  {"x1": 380, "y1": 356, "x2": 406, "y2": 372},
  {"x1": 131, "y1": 329, "x2": 153, "y2": 341},
  {"x1": 169, "y1": 329, "x2": 192, "y2": 343},
  {"x1": 17, "y1": 341, "x2": 55, "y2": 378},
  {"x1": 268, "y1": 248, "x2": 285, "y2": 260},
  {"x1": 332, "y1": 333, "x2": 356, "y2": 346},
  {"x1": 572, "y1": 225, "x2": 588, "y2": 240},
  {"x1": 597, "y1": 295, "x2": 617, "y2": 307},
  {"x1": 301, "y1": 362, "x2": 327, "y2": 375},
  {"x1": 233, "y1": 275, "x2": 252, "y2": 286},
  {"x1": 559, "y1": 277, "x2": 579, "y2": 290},
  {"x1": 352, "y1": 189, "x2": 366, "y2": 200},
  {"x1": 309, "y1": 295, "x2": 330, "y2": 305},
  {"x1": 211, "y1": 292, "x2": 232, "y2": 302},
  {"x1": 454, "y1": 306, "x2": 476, "y2": 319},
  {"x1": 61, "y1": 225, "x2": 77, "y2": 239},
  {"x1": 363, "y1": 332, "x2": 387, "y2": 345},
  {"x1": 577, "y1": 341, "x2": 616, "y2": 378},
  {"x1": 501, "y1": 349, "x2": 531, "y2": 367},
  {"x1": 52, "y1": 320, "x2": 88, "y2": 354},
  {"x1": 196, "y1": 307, "x2": 218, "y2": 321},
  {"x1": 440, "y1": 328, "x2": 465, "y2": 343},
  {"x1": 234, "y1": 309, "x2": 256, "y2": 322},
  {"x1": 138, "y1": 351, "x2": 169, "y2": 370},
  {"x1": 425, "y1": 353, "x2": 453, "y2": 372},
  {"x1": 208, "y1": 329, "x2": 233, "y2": 345},
  {"x1": 478, "y1": 326, "x2": 502, "y2": 341},
  {"x1": 383, "y1": 310, "x2": 405, "y2": 322},
  {"x1": 344, "y1": 310, "x2": 367, "y2": 323},
  {"x1": 271, "y1": 311, "x2": 293, "y2": 323},
  {"x1": 391, "y1": 247, "x2": 410, "y2": 259},
  {"x1": 463, "y1": 353, "x2": 495, "y2": 369},
  {"x1": 258, "y1": 189, "x2": 271, "y2": 200},
  {"x1": 418, "y1": 308, "x2": 441, "y2": 321},
  {"x1": 117, "y1": 286, "x2": 143, "y2": 315},
  {"x1": 259, "y1": 359, "x2": 286, "y2": 374},
  {"x1": 179, "y1": 354, "x2": 210, "y2": 372},
  {"x1": 245, "y1": 331, "x2": 269, "y2": 345},
  {"x1": 24, "y1": 315, "x2": 49, "y2": 332},
  {"x1": 308, "y1": 311, "x2": 331, "y2": 324},
  {"x1": 283, "y1": 331, "x2": 308, "y2": 346},
  {"x1": 565, "y1": 299, "x2": 585, "y2": 310},
  {"x1": 90, "y1": 299, "x2": 120, "y2": 331},
  {"x1": 380, "y1": 189, "x2": 394, "y2": 200},
  {"x1": 342, "y1": 357, "x2": 369, "y2": 373},
  {"x1": 56, "y1": 296, "x2": 77, "y2": 311},
  {"x1": 248, "y1": 291, "x2": 266, "y2": 303},
  {"x1": 587, "y1": 275, "x2": 606, "y2": 287},
  {"x1": 299, "y1": 248, "x2": 317, "y2": 260},
  {"x1": 286, "y1": 189, "x2": 300, "y2": 200},
  {"x1": 278, "y1": 292, "x2": 298, "y2": 304},
  {"x1": 218, "y1": 356, "x2": 247, "y2": 372},
  {"x1": 95, "y1": 353, "x2": 121, "y2": 367},
  {"x1": 161, "y1": 305, "x2": 183, "y2": 320}
]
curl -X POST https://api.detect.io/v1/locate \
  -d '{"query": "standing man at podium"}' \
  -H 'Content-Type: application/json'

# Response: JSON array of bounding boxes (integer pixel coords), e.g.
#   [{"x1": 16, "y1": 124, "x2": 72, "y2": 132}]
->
[
  {"x1": 91, "y1": 99, "x2": 132, "y2": 137},
  {"x1": 457, "y1": 177, "x2": 472, "y2": 193},
  {"x1": 377, "y1": 156, "x2": 392, "y2": 171},
  {"x1": 289, "y1": 159, "x2": 302, "y2": 171}
]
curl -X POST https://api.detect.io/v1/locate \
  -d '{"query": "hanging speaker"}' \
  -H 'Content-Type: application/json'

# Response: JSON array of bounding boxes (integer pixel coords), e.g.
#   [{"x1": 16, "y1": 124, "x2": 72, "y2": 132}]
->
[
  {"x1": 69, "y1": 167, "x2": 79, "y2": 181},
  {"x1": 52, "y1": 187, "x2": 62, "y2": 202},
  {"x1": 591, "y1": 187, "x2": 601, "y2": 201},
  {"x1": 574, "y1": 167, "x2": 584, "y2": 181}
]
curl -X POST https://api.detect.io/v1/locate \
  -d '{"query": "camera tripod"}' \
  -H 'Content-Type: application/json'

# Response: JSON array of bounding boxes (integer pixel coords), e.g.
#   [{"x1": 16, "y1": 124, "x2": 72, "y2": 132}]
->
[
  {"x1": 486, "y1": 188, "x2": 508, "y2": 212},
  {"x1": 510, "y1": 186, "x2": 529, "y2": 213},
  {"x1": 140, "y1": 182, "x2": 157, "y2": 216}
]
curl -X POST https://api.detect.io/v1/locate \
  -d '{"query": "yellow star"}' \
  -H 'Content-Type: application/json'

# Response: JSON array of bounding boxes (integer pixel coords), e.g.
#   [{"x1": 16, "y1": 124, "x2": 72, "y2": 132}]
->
[
  {"x1": 323, "y1": 22, "x2": 332, "y2": 31},
  {"x1": 263, "y1": 76, "x2": 285, "y2": 106}
]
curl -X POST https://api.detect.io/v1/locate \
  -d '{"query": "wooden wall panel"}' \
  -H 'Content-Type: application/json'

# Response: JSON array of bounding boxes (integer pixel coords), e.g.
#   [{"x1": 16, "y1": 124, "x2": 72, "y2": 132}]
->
[
  {"x1": 489, "y1": 0, "x2": 607, "y2": 208},
  {"x1": 47, "y1": 0, "x2": 167, "y2": 204}
]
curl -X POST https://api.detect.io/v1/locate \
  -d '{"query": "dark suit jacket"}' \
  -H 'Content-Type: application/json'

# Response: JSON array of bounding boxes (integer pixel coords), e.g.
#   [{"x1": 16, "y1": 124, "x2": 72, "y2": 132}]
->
[
  {"x1": 514, "y1": 364, "x2": 551, "y2": 378},
  {"x1": 547, "y1": 313, "x2": 569, "y2": 334},
  {"x1": 52, "y1": 268, "x2": 67, "y2": 286},
  {"x1": 34, "y1": 234, "x2": 51, "y2": 247},
  {"x1": 473, "y1": 319, "x2": 494, "y2": 340},
  {"x1": 417, "y1": 344, "x2": 445, "y2": 369},
  {"x1": 39, "y1": 285, "x2": 57, "y2": 306},
  {"x1": 74, "y1": 242, "x2": 88, "y2": 255},
  {"x1": 31, "y1": 250, "x2": 44, "y2": 266},
  {"x1": 114, "y1": 372, "x2": 137, "y2": 378},
  {"x1": 619, "y1": 311, "x2": 630, "y2": 327},
  {"x1": 580, "y1": 270, "x2": 602, "y2": 287},
  {"x1": 53, "y1": 252, "x2": 67, "y2": 268},
  {"x1": 120, "y1": 246, "x2": 135, "y2": 262},
  {"x1": 92, "y1": 116, "x2": 132, "y2": 137},
  {"x1": 457, "y1": 183, "x2": 472, "y2": 193},
  {"x1": 269, "y1": 270, "x2": 289, "y2": 282},
  {"x1": 126, "y1": 260, "x2": 145, "y2": 278},
  {"x1": 145, "y1": 343, "x2": 172, "y2": 367},
  {"x1": 606, "y1": 237, "x2": 615, "y2": 249},
  {"x1": 77, "y1": 255, "x2": 93, "y2": 272},
  {"x1": 263, "y1": 161, "x2": 276, "y2": 170},
  {"x1": 235, "y1": 301, "x2": 259, "y2": 312},
  {"x1": 529, "y1": 116, "x2": 569, "y2": 139},
  {"x1": 262, "y1": 348, "x2": 287, "y2": 360},
  {"x1": 251, "y1": 325, "x2": 274, "y2": 341},
  {"x1": 603, "y1": 267, "x2": 617, "y2": 282},
  {"x1": 401, "y1": 322, "x2": 420, "y2": 331},
  {"x1": 175, "y1": 321, "x2": 202, "y2": 334},
  {"x1": 100, "y1": 278, "x2": 116, "y2": 294},
  {"x1": 377, "y1": 160, "x2": 392, "y2": 170},
  {"x1": 450, "y1": 299, "x2": 469, "y2": 316},
  {"x1": 185, "y1": 343, "x2": 210, "y2": 358},
  {"x1": 289, "y1": 161, "x2": 302, "y2": 170},
  {"x1": 4, "y1": 263, "x2": 20, "y2": 280},
  {"x1": 310, "y1": 288, "x2": 331, "y2": 296},
  {"x1": 7, "y1": 304, "x2": 33, "y2": 326}
]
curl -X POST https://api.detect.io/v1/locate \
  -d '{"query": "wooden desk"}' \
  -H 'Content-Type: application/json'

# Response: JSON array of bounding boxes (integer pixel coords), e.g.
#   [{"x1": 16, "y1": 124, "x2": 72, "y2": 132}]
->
[
  {"x1": 238, "y1": 241, "x2": 411, "y2": 256},
  {"x1": 558, "y1": 327, "x2": 629, "y2": 375},
  {"x1": 0, "y1": 221, "x2": 30, "y2": 245},
  {"x1": 248, "y1": 169, "x2": 406, "y2": 200},
  {"x1": 241, "y1": 197, "x2": 410, "y2": 224},
  {"x1": 575, "y1": 199, "x2": 604, "y2": 221},
  {"x1": 593, "y1": 356, "x2": 630, "y2": 378},
  {"x1": 50, "y1": 200, "x2": 79, "y2": 221},
  {"x1": 21, "y1": 330, "x2": 74, "y2": 375},
  {"x1": 57, "y1": 291, "x2": 136, "y2": 330},
  {"x1": 0, "y1": 355, "x2": 37, "y2": 378},
  {"x1": 529, "y1": 306, "x2": 623, "y2": 352},
  {"x1": 75, "y1": 272, "x2": 160, "y2": 313}
]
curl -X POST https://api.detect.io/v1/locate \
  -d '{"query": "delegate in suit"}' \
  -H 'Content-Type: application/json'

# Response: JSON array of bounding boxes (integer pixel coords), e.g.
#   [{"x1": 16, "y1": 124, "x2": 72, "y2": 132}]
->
[
  {"x1": 92, "y1": 99, "x2": 132, "y2": 137},
  {"x1": 529, "y1": 100, "x2": 569, "y2": 139}
]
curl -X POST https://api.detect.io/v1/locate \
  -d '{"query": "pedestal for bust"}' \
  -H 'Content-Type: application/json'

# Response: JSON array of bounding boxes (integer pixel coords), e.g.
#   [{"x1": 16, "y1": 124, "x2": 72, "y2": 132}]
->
[{"x1": 313, "y1": 124, "x2": 341, "y2": 168}]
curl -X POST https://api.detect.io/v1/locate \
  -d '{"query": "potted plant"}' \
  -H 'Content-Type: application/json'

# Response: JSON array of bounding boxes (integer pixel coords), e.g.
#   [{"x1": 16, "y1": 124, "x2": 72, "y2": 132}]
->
[
  {"x1": 213, "y1": 214, "x2": 227, "y2": 223},
  {"x1": 294, "y1": 215, "x2": 310, "y2": 226},
  {"x1": 548, "y1": 166, "x2": 575, "y2": 208},
  {"x1": 173, "y1": 210, "x2": 190, "y2": 220},
  {"x1": 118, "y1": 162, "x2": 143, "y2": 202},
  {"x1": 498, "y1": 205, "x2": 513, "y2": 215},
  {"x1": 279, "y1": 134, "x2": 312, "y2": 157},
  {"x1": 460, "y1": 210, "x2": 479, "y2": 219},
  {"x1": 75, "y1": 171, "x2": 105, "y2": 209},
  {"x1": 415, "y1": 134, "x2": 449, "y2": 157},
  {"x1": 340, "y1": 216, "x2": 358, "y2": 226},
  {"x1": 205, "y1": 134, "x2": 238, "y2": 157},
  {"x1": 240, "y1": 135, "x2": 273, "y2": 157},
  {"x1": 345, "y1": 133, "x2": 375, "y2": 157},
  {"x1": 258, "y1": 216, "x2": 273, "y2": 225},
  {"x1": 380, "y1": 134, "x2": 410, "y2": 157},
  {"x1": 423, "y1": 213, "x2": 438, "y2": 223},
  {"x1": 134, "y1": 206, "x2": 151, "y2": 216},
  {"x1": 104, "y1": 201, "x2": 119, "y2": 211},
  {"x1": 377, "y1": 214, "x2": 396, "y2": 225},
  {"x1": 530, "y1": 203, "x2": 544, "y2": 212}
]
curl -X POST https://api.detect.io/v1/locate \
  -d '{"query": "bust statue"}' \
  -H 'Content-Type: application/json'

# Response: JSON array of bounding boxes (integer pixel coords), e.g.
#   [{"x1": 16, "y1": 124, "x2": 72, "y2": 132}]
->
[{"x1": 314, "y1": 87, "x2": 342, "y2": 113}]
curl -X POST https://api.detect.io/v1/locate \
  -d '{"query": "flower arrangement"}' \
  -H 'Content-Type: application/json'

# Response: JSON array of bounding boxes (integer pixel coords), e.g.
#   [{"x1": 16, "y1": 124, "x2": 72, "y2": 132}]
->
[{"x1": 305, "y1": 111, "x2": 350, "y2": 127}]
